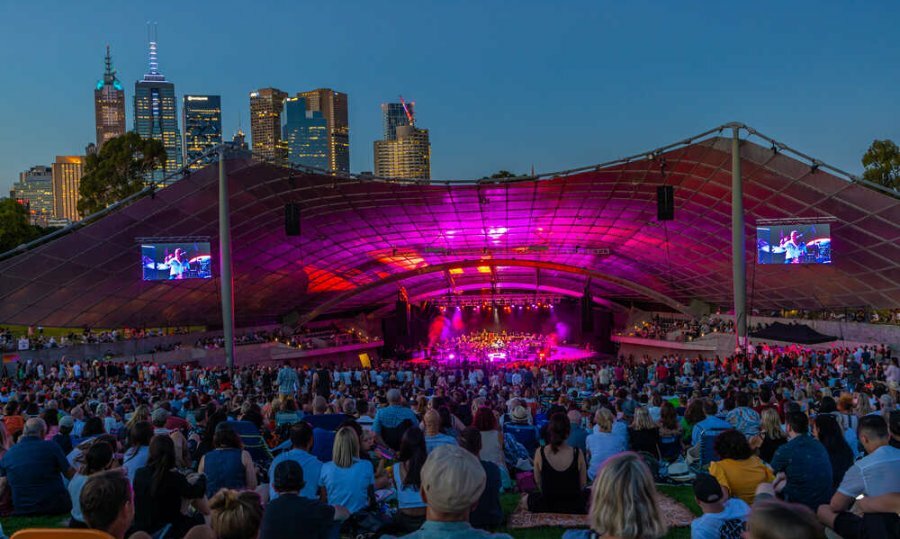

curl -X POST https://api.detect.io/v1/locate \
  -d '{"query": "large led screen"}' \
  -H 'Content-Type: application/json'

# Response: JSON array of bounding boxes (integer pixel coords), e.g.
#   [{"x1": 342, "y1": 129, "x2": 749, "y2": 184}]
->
[
  {"x1": 756, "y1": 224, "x2": 831, "y2": 265},
  {"x1": 142, "y1": 242, "x2": 213, "y2": 280}
]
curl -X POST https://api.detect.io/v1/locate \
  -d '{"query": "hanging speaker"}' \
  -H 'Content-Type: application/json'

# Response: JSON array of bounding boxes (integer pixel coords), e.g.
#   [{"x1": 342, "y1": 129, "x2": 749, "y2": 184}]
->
[
  {"x1": 581, "y1": 294, "x2": 594, "y2": 334},
  {"x1": 284, "y1": 203, "x2": 301, "y2": 236},
  {"x1": 657, "y1": 186, "x2": 674, "y2": 221}
]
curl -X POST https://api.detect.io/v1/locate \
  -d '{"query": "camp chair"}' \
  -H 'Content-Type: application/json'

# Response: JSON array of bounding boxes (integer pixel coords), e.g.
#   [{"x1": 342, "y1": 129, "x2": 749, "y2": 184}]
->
[
  {"x1": 659, "y1": 434, "x2": 682, "y2": 461},
  {"x1": 223, "y1": 420, "x2": 272, "y2": 471},
  {"x1": 312, "y1": 427, "x2": 336, "y2": 462},
  {"x1": 12, "y1": 530, "x2": 114, "y2": 539},
  {"x1": 505, "y1": 423, "x2": 540, "y2": 456},
  {"x1": 699, "y1": 428, "x2": 727, "y2": 468},
  {"x1": 380, "y1": 419, "x2": 413, "y2": 452}
]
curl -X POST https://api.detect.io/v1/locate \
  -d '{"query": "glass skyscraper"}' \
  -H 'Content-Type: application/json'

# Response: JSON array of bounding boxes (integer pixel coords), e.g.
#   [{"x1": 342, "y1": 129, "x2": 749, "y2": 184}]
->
[
  {"x1": 374, "y1": 101, "x2": 430, "y2": 180},
  {"x1": 249, "y1": 88, "x2": 288, "y2": 163},
  {"x1": 12, "y1": 166, "x2": 54, "y2": 226},
  {"x1": 283, "y1": 97, "x2": 329, "y2": 170},
  {"x1": 134, "y1": 39, "x2": 182, "y2": 183},
  {"x1": 297, "y1": 89, "x2": 350, "y2": 173},
  {"x1": 382, "y1": 102, "x2": 413, "y2": 141},
  {"x1": 182, "y1": 95, "x2": 222, "y2": 170}
]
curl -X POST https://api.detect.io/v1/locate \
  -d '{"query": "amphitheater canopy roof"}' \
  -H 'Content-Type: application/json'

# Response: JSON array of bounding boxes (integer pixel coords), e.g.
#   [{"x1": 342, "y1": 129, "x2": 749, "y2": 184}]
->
[{"x1": 1, "y1": 124, "x2": 898, "y2": 328}]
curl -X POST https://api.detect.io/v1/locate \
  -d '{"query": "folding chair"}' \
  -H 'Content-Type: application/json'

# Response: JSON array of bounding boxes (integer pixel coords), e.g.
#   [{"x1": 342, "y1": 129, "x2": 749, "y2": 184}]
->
[{"x1": 223, "y1": 420, "x2": 273, "y2": 471}]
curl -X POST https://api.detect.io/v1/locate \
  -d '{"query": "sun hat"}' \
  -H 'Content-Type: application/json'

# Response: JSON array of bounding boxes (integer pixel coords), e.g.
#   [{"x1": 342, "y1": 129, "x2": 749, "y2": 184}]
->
[
  {"x1": 510, "y1": 406, "x2": 530, "y2": 423},
  {"x1": 421, "y1": 444, "x2": 486, "y2": 513}
]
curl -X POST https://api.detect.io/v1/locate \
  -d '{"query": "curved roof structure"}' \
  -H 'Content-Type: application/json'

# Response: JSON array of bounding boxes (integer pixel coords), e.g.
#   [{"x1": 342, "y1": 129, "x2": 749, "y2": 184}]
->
[{"x1": 1, "y1": 124, "x2": 898, "y2": 328}]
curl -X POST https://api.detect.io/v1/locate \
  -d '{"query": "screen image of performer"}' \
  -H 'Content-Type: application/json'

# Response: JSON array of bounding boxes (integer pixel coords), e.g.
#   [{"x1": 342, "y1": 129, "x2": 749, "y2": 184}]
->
[
  {"x1": 165, "y1": 248, "x2": 188, "y2": 279},
  {"x1": 779, "y1": 230, "x2": 806, "y2": 264}
]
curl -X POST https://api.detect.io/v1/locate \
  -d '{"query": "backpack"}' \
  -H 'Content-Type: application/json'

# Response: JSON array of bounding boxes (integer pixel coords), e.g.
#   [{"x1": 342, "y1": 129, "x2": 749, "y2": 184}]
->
[{"x1": 719, "y1": 518, "x2": 745, "y2": 539}]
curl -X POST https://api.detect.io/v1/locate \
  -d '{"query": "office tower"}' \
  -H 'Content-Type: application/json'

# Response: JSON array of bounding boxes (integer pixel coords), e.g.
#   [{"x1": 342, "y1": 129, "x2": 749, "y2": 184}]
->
[
  {"x1": 134, "y1": 38, "x2": 182, "y2": 182},
  {"x1": 232, "y1": 130, "x2": 248, "y2": 150},
  {"x1": 52, "y1": 156, "x2": 85, "y2": 222},
  {"x1": 182, "y1": 95, "x2": 222, "y2": 169},
  {"x1": 382, "y1": 102, "x2": 413, "y2": 141},
  {"x1": 297, "y1": 88, "x2": 349, "y2": 173},
  {"x1": 282, "y1": 97, "x2": 328, "y2": 170},
  {"x1": 94, "y1": 46, "x2": 126, "y2": 149},
  {"x1": 11, "y1": 166, "x2": 54, "y2": 226},
  {"x1": 374, "y1": 125, "x2": 431, "y2": 180},
  {"x1": 249, "y1": 88, "x2": 288, "y2": 163}
]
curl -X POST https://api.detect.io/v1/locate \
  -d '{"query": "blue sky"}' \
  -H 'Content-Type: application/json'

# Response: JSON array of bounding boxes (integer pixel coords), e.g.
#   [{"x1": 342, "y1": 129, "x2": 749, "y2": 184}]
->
[{"x1": 1, "y1": 0, "x2": 898, "y2": 193}]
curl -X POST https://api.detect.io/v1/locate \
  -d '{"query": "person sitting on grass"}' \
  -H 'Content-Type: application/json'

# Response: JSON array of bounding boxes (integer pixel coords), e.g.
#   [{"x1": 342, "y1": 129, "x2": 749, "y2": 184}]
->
[
  {"x1": 458, "y1": 427, "x2": 504, "y2": 531},
  {"x1": 689, "y1": 472, "x2": 750, "y2": 539},
  {"x1": 184, "y1": 489, "x2": 263, "y2": 539},
  {"x1": 0, "y1": 417, "x2": 76, "y2": 515},
  {"x1": 708, "y1": 429, "x2": 774, "y2": 505},
  {"x1": 258, "y1": 460, "x2": 349, "y2": 539},
  {"x1": 563, "y1": 451, "x2": 667, "y2": 539},
  {"x1": 391, "y1": 444, "x2": 511, "y2": 538},
  {"x1": 80, "y1": 469, "x2": 152, "y2": 539}
]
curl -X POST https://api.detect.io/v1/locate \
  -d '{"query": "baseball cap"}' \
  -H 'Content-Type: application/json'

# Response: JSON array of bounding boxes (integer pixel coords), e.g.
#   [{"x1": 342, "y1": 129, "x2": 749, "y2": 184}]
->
[
  {"x1": 273, "y1": 460, "x2": 304, "y2": 492},
  {"x1": 421, "y1": 444, "x2": 486, "y2": 514},
  {"x1": 693, "y1": 472, "x2": 724, "y2": 503},
  {"x1": 151, "y1": 408, "x2": 170, "y2": 424}
]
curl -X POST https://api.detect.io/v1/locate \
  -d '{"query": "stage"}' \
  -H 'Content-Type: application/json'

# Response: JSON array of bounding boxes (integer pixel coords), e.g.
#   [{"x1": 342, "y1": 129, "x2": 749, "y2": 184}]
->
[{"x1": 409, "y1": 344, "x2": 597, "y2": 367}]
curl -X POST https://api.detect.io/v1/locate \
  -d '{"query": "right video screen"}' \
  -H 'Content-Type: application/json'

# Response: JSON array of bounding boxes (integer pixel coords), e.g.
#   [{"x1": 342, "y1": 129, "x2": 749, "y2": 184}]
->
[{"x1": 757, "y1": 223, "x2": 831, "y2": 265}]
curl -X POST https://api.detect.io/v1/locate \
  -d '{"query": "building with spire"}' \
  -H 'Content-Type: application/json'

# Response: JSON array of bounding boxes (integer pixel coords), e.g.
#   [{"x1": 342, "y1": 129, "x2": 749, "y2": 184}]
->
[
  {"x1": 249, "y1": 88, "x2": 288, "y2": 163},
  {"x1": 94, "y1": 46, "x2": 126, "y2": 149},
  {"x1": 296, "y1": 88, "x2": 350, "y2": 173},
  {"x1": 134, "y1": 35, "x2": 182, "y2": 183},
  {"x1": 374, "y1": 100, "x2": 431, "y2": 180}
]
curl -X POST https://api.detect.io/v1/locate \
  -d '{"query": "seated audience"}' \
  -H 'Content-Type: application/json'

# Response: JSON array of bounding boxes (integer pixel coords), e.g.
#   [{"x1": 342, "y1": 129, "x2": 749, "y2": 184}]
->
[
  {"x1": 708, "y1": 429, "x2": 774, "y2": 505},
  {"x1": 690, "y1": 472, "x2": 750, "y2": 539},
  {"x1": 458, "y1": 427, "x2": 504, "y2": 530},
  {"x1": 185, "y1": 489, "x2": 263, "y2": 539},
  {"x1": 628, "y1": 407, "x2": 661, "y2": 458},
  {"x1": 423, "y1": 409, "x2": 457, "y2": 453},
  {"x1": 527, "y1": 412, "x2": 588, "y2": 514},
  {"x1": 123, "y1": 421, "x2": 153, "y2": 484},
  {"x1": 391, "y1": 427, "x2": 429, "y2": 533},
  {"x1": 198, "y1": 424, "x2": 257, "y2": 498},
  {"x1": 586, "y1": 407, "x2": 627, "y2": 480},
  {"x1": 80, "y1": 469, "x2": 152, "y2": 539},
  {"x1": 770, "y1": 412, "x2": 833, "y2": 511},
  {"x1": 258, "y1": 460, "x2": 348, "y2": 539},
  {"x1": 564, "y1": 452, "x2": 667, "y2": 539},
  {"x1": 811, "y1": 414, "x2": 854, "y2": 489},
  {"x1": 68, "y1": 440, "x2": 116, "y2": 527},
  {"x1": 755, "y1": 408, "x2": 786, "y2": 463},
  {"x1": 746, "y1": 499, "x2": 824, "y2": 539},
  {"x1": 396, "y1": 444, "x2": 511, "y2": 538},
  {"x1": 0, "y1": 417, "x2": 76, "y2": 515},
  {"x1": 816, "y1": 414, "x2": 900, "y2": 539},
  {"x1": 318, "y1": 426, "x2": 374, "y2": 514},
  {"x1": 267, "y1": 421, "x2": 322, "y2": 500}
]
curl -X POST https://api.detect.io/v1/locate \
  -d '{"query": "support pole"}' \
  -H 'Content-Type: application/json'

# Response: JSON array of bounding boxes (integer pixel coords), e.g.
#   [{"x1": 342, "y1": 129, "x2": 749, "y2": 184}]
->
[
  {"x1": 218, "y1": 147, "x2": 235, "y2": 371},
  {"x1": 731, "y1": 127, "x2": 747, "y2": 353}
]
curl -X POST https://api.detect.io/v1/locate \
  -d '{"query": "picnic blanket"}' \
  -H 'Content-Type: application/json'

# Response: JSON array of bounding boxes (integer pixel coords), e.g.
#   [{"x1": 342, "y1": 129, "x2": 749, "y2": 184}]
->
[{"x1": 507, "y1": 492, "x2": 695, "y2": 529}]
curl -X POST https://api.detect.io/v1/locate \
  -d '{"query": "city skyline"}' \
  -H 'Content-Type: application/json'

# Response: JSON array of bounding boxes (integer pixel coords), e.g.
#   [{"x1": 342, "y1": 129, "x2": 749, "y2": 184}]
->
[{"x1": 1, "y1": 1, "x2": 898, "y2": 195}]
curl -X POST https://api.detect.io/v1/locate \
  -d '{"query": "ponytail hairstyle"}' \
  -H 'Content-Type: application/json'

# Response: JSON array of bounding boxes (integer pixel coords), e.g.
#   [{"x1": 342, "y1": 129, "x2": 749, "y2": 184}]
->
[{"x1": 208, "y1": 489, "x2": 263, "y2": 539}]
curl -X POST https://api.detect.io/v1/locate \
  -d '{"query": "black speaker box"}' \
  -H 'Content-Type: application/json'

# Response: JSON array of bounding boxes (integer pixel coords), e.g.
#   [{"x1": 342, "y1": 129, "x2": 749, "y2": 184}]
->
[
  {"x1": 285, "y1": 203, "x2": 301, "y2": 236},
  {"x1": 657, "y1": 185, "x2": 674, "y2": 221}
]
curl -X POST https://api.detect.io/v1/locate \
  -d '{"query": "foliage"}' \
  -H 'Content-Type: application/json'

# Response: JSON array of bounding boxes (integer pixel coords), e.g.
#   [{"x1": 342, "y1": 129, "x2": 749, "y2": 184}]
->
[
  {"x1": 482, "y1": 170, "x2": 519, "y2": 179},
  {"x1": 0, "y1": 198, "x2": 45, "y2": 252},
  {"x1": 861, "y1": 139, "x2": 900, "y2": 190},
  {"x1": 77, "y1": 132, "x2": 167, "y2": 216}
]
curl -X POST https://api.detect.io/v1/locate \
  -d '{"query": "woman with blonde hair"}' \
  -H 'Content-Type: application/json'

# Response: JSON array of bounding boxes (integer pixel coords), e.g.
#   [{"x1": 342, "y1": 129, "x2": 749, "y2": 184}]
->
[
  {"x1": 184, "y1": 489, "x2": 263, "y2": 539},
  {"x1": 756, "y1": 408, "x2": 787, "y2": 463},
  {"x1": 318, "y1": 426, "x2": 375, "y2": 513},
  {"x1": 628, "y1": 407, "x2": 661, "y2": 458},
  {"x1": 566, "y1": 452, "x2": 667, "y2": 539},
  {"x1": 854, "y1": 392, "x2": 874, "y2": 417},
  {"x1": 585, "y1": 408, "x2": 627, "y2": 481}
]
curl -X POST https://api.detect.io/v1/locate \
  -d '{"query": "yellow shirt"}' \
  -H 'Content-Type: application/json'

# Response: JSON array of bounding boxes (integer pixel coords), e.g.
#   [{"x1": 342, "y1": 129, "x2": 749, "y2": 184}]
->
[{"x1": 708, "y1": 456, "x2": 774, "y2": 504}]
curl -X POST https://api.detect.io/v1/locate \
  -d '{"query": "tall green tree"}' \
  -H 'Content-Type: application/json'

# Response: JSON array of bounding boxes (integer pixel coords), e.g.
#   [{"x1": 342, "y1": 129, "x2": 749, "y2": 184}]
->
[
  {"x1": 481, "y1": 170, "x2": 518, "y2": 179},
  {"x1": 78, "y1": 132, "x2": 167, "y2": 216},
  {"x1": 861, "y1": 139, "x2": 900, "y2": 190},
  {"x1": 0, "y1": 198, "x2": 41, "y2": 253}
]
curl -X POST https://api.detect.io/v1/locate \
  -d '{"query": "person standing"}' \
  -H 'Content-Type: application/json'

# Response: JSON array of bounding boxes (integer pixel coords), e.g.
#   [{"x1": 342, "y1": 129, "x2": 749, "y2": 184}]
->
[{"x1": 277, "y1": 362, "x2": 299, "y2": 398}]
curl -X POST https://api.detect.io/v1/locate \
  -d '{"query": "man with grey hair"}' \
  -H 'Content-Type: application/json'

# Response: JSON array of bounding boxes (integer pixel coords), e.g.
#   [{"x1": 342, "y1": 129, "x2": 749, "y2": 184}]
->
[
  {"x1": 373, "y1": 388, "x2": 418, "y2": 448},
  {"x1": 0, "y1": 418, "x2": 76, "y2": 515}
]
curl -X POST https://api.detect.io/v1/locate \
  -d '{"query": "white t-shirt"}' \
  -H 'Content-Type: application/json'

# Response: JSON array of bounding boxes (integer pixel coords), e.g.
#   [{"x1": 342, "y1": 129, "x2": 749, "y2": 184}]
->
[{"x1": 690, "y1": 498, "x2": 750, "y2": 539}]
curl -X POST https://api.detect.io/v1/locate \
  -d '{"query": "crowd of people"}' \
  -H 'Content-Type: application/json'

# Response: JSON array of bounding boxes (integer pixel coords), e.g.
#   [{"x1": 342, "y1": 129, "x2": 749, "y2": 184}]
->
[
  {"x1": 0, "y1": 327, "x2": 194, "y2": 352},
  {"x1": 620, "y1": 316, "x2": 735, "y2": 342},
  {"x1": 0, "y1": 340, "x2": 895, "y2": 539}
]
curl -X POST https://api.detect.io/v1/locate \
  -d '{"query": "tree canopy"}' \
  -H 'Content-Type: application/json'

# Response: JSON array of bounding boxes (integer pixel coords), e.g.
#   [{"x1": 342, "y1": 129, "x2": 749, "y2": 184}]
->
[
  {"x1": 78, "y1": 132, "x2": 167, "y2": 216},
  {"x1": 861, "y1": 139, "x2": 900, "y2": 191},
  {"x1": 481, "y1": 170, "x2": 519, "y2": 179},
  {"x1": 0, "y1": 198, "x2": 43, "y2": 253}
]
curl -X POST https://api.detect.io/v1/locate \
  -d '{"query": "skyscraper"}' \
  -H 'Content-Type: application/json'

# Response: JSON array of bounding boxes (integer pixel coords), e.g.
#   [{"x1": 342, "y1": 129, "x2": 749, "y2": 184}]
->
[
  {"x1": 282, "y1": 97, "x2": 328, "y2": 170},
  {"x1": 232, "y1": 130, "x2": 248, "y2": 150},
  {"x1": 94, "y1": 46, "x2": 126, "y2": 149},
  {"x1": 374, "y1": 125, "x2": 431, "y2": 180},
  {"x1": 297, "y1": 89, "x2": 350, "y2": 173},
  {"x1": 52, "y1": 156, "x2": 85, "y2": 222},
  {"x1": 11, "y1": 166, "x2": 54, "y2": 226},
  {"x1": 382, "y1": 102, "x2": 413, "y2": 141},
  {"x1": 249, "y1": 88, "x2": 288, "y2": 163},
  {"x1": 134, "y1": 38, "x2": 182, "y2": 182},
  {"x1": 374, "y1": 100, "x2": 431, "y2": 180},
  {"x1": 182, "y1": 95, "x2": 222, "y2": 170}
]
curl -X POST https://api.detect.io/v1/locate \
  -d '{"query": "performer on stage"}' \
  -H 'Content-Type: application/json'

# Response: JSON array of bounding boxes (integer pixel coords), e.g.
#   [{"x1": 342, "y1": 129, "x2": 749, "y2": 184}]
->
[
  {"x1": 165, "y1": 248, "x2": 189, "y2": 279},
  {"x1": 779, "y1": 230, "x2": 806, "y2": 264}
]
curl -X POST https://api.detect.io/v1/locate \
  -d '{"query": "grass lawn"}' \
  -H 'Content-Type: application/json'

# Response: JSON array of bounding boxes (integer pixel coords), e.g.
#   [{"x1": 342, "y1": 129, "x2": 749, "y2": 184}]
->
[{"x1": 1, "y1": 486, "x2": 700, "y2": 538}]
